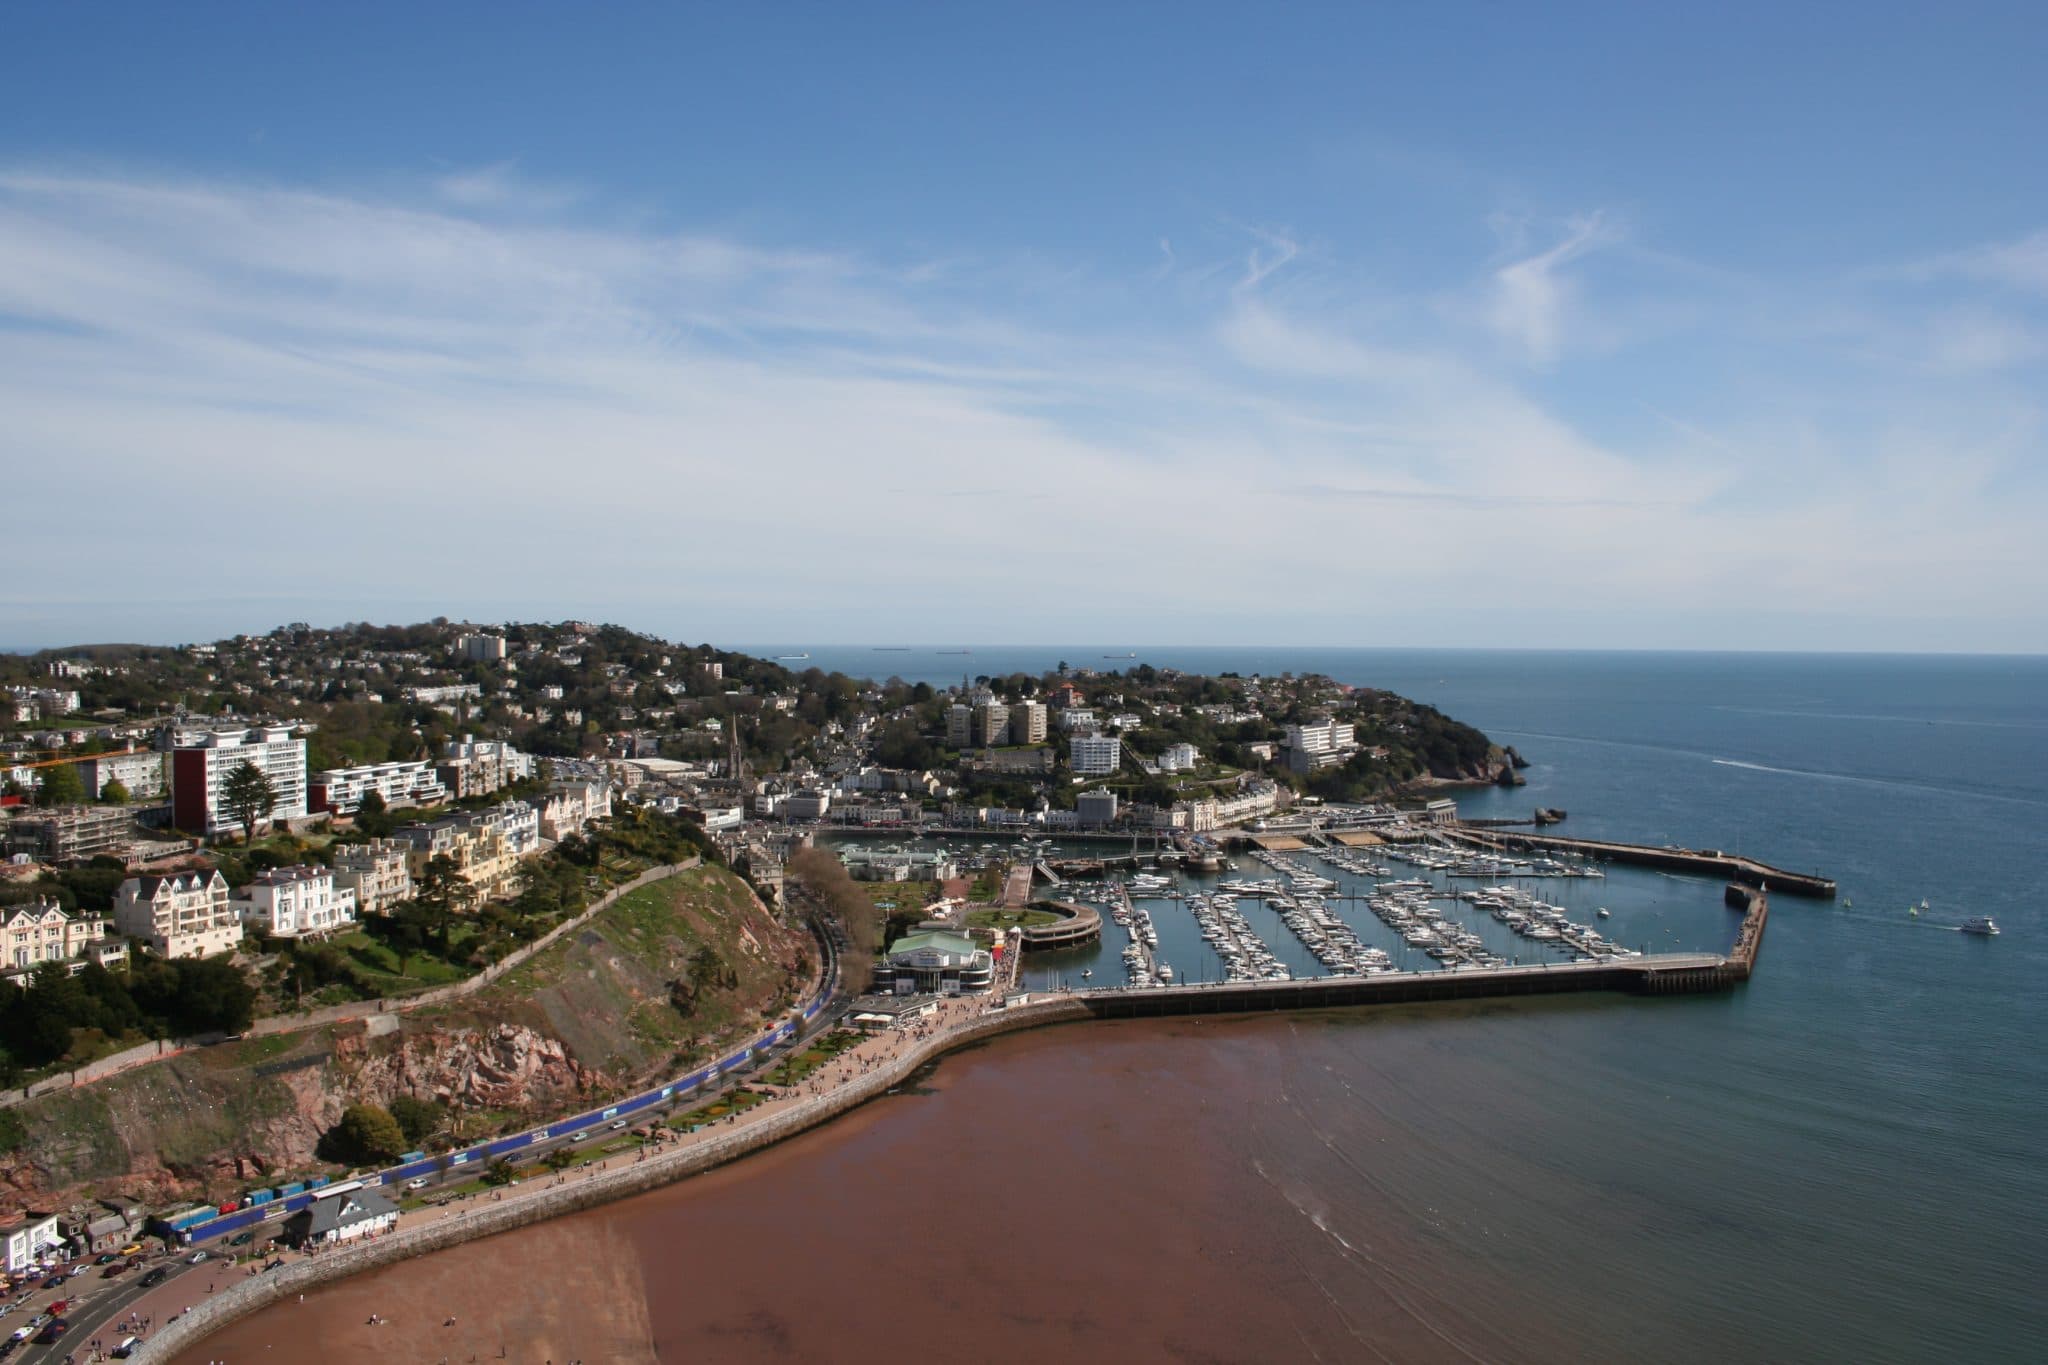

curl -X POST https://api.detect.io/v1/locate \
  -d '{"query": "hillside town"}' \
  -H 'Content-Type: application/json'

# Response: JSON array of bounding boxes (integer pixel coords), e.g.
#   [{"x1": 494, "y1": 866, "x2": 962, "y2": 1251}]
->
[{"x1": 0, "y1": 621, "x2": 1514, "y2": 1303}]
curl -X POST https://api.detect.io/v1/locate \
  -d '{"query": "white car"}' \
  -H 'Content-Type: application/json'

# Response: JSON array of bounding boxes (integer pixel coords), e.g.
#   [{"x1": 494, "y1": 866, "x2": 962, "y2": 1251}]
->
[{"x1": 404, "y1": 1177, "x2": 430, "y2": 1191}]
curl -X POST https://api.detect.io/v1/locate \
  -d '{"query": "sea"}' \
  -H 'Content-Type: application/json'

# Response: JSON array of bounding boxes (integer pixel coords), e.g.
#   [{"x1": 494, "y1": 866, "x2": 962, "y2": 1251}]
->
[{"x1": 184, "y1": 649, "x2": 2047, "y2": 1363}]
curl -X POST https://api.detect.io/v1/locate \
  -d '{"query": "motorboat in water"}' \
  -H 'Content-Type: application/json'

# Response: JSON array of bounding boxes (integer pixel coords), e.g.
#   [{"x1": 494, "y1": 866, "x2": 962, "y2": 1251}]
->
[{"x1": 1960, "y1": 916, "x2": 2000, "y2": 936}]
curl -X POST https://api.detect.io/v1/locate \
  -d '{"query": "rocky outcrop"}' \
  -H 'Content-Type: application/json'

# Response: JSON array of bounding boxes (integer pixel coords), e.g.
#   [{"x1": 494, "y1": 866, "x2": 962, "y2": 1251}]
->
[
  {"x1": 1505, "y1": 745, "x2": 1531, "y2": 770},
  {"x1": 342, "y1": 1024, "x2": 605, "y2": 1113}
]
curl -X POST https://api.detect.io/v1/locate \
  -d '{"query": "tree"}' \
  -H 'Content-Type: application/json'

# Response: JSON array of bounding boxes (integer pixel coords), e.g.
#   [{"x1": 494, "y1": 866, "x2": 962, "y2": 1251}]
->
[
  {"x1": 481, "y1": 1157, "x2": 516, "y2": 1186},
  {"x1": 35, "y1": 763, "x2": 85, "y2": 808},
  {"x1": 99, "y1": 778, "x2": 131, "y2": 806},
  {"x1": 389, "y1": 1094, "x2": 443, "y2": 1147},
  {"x1": 543, "y1": 1146, "x2": 575, "y2": 1172},
  {"x1": 219, "y1": 760, "x2": 279, "y2": 844},
  {"x1": 323, "y1": 1103, "x2": 409, "y2": 1165}
]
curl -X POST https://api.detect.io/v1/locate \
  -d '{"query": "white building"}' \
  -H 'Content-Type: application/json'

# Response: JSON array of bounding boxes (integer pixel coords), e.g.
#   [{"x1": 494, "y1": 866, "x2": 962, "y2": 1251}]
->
[
  {"x1": 1157, "y1": 742, "x2": 1200, "y2": 773},
  {"x1": 330, "y1": 839, "x2": 413, "y2": 916},
  {"x1": 1284, "y1": 719, "x2": 1358, "y2": 773},
  {"x1": 169, "y1": 725, "x2": 309, "y2": 838},
  {"x1": 458, "y1": 633, "x2": 508, "y2": 662},
  {"x1": 1056, "y1": 708, "x2": 1099, "y2": 733},
  {"x1": 784, "y1": 789, "x2": 832, "y2": 820},
  {"x1": 0, "y1": 899, "x2": 111, "y2": 974},
  {"x1": 114, "y1": 869, "x2": 243, "y2": 958},
  {"x1": 233, "y1": 865, "x2": 357, "y2": 938},
  {"x1": 402, "y1": 683, "x2": 483, "y2": 705},
  {"x1": 1069, "y1": 734, "x2": 1122, "y2": 776},
  {"x1": 74, "y1": 749, "x2": 168, "y2": 801},
  {"x1": 309, "y1": 760, "x2": 451, "y2": 815},
  {"x1": 3, "y1": 1214, "x2": 63, "y2": 1274}
]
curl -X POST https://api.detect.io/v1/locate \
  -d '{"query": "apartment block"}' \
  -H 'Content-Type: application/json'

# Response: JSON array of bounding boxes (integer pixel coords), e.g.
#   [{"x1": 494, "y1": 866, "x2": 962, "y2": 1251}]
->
[
  {"x1": 308, "y1": 759, "x2": 451, "y2": 815},
  {"x1": 330, "y1": 839, "x2": 414, "y2": 916},
  {"x1": 169, "y1": 725, "x2": 309, "y2": 837},
  {"x1": 233, "y1": 865, "x2": 358, "y2": 938},
  {"x1": 1069, "y1": 733, "x2": 1123, "y2": 776},
  {"x1": 114, "y1": 869, "x2": 242, "y2": 958}
]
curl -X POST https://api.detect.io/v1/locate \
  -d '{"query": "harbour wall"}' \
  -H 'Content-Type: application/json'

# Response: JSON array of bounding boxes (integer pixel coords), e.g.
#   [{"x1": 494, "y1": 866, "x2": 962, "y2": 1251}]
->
[{"x1": 1449, "y1": 828, "x2": 1836, "y2": 898}]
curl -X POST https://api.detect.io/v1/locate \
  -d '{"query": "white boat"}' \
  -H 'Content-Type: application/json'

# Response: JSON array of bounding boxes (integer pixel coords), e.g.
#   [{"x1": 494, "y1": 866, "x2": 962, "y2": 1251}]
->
[
  {"x1": 1596, "y1": 908, "x2": 1611, "y2": 918},
  {"x1": 1960, "y1": 916, "x2": 2000, "y2": 936}
]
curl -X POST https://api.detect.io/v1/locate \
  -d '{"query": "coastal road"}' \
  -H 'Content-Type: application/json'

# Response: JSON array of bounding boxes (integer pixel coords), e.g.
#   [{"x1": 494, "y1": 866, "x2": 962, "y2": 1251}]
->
[{"x1": 7, "y1": 1254, "x2": 209, "y2": 1364}]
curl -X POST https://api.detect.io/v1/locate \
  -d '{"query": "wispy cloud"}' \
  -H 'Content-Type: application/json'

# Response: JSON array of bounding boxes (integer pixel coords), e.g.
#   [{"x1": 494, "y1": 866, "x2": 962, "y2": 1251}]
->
[
  {"x1": 1486, "y1": 212, "x2": 1611, "y2": 363},
  {"x1": 0, "y1": 168, "x2": 2041, "y2": 650}
]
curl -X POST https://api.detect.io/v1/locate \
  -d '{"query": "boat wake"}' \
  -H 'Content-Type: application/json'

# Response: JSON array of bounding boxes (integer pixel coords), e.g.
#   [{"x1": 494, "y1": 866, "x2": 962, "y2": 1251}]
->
[{"x1": 1709, "y1": 759, "x2": 2047, "y2": 809}]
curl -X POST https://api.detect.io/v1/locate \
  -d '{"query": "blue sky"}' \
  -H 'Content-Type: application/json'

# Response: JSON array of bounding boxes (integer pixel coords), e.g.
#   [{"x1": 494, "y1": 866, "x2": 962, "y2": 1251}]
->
[{"x1": 3, "y1": 2, "x2": 2044, "y2": 651}]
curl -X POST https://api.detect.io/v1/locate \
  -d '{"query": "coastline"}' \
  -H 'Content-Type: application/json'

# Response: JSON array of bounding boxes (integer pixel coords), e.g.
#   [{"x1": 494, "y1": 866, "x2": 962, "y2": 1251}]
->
[{"x1": 148, "y1": 993, "x2": 1092, "y2": 1361}]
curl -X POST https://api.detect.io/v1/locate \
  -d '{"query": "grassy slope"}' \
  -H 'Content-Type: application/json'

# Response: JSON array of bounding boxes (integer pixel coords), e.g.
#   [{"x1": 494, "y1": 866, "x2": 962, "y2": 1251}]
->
[{"x1": 7, "y1": 866, "x2": 810, "y2": 1203}]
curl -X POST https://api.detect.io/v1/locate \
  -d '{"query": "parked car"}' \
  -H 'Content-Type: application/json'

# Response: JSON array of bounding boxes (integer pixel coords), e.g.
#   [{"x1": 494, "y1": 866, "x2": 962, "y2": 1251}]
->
[
  {"x1": 93, "y1": 1254, "x2": 118, "y2": 1266},
  {"x1": 228, "y1": 1232, "x2": 255, "y2": 1247},
  {"x1": 118, "y1": 1243, "x2": 142, "y2": 1256},
  {"x1": 100, "y1": 1264, "x2": 127, "y2": 1279},
  {"x1": 39, "y1": 1277, "x2": 63, "y2": 1291}
]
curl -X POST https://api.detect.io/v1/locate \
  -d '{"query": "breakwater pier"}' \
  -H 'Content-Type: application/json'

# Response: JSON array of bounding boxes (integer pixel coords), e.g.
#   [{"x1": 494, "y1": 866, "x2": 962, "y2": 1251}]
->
[{"x1": 1447, "y1": 827, "x2": 1836, "y2": 898}]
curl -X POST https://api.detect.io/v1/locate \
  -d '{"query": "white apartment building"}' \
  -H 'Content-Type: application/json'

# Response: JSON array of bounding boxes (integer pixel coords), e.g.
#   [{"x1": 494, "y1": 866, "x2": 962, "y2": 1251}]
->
[
  {"x1": 1056, "y1": 708, "x2": 1098, "y2": 732},
  {"x1": 1069, "y1": 733, "x2": 1123, "y2": 776},
  {"x1": 74, "y1": 749, "x2": 168, "y2": 801},
  {"x1": 1284, "y1": 719, "x2": 1358, "y2": 773},
  {"x1": 1157, "y1": 742, "x2": 1200, "y2": 773},
  {"x1": 114, "y1": 869, "x2": 243, "y2": 958},
  {"x1": 458, "y1": 633, "x2": 508, "y2": 662},
  {"x1": 309, "y1": 759, "x2": 451, "y2": 815},
  {"x1": 402, "y1": 683, "x2": 483, "y2": 705},
  {"x1": 169, "y1": 725, "x2": 309, "y2": 837},
  {"x1": 330, "y1": 839, "x2": 413, "y2": 916},
  {"x1": 234, "y1": 865, "x2": 358, "y2": 938},
  {"x1": 1213, "y1": 780, "x2": 1283, "y2": 826},
  {"x1": 0, "y1": 899, "x2": 111, "y2": 973}
]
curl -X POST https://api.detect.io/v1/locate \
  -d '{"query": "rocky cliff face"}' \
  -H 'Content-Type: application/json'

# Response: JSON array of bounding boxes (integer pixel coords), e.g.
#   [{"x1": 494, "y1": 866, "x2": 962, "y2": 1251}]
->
[{"x1": 342, "y1": 1024, "x2": 603, "y2": 1113}]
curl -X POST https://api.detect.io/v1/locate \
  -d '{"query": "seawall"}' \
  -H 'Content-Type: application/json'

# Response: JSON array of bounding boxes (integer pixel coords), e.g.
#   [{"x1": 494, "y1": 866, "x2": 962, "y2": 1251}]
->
[{"x1": 136, "y1": 996, "x2": 1091, "y2": 1361}]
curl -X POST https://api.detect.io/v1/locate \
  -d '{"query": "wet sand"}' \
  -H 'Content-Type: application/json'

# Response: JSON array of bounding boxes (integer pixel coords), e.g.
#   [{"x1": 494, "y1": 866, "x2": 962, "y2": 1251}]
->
[
  {"x1": 184, "y1": 1005, "x2": 1754, "y2": 1364},
  {"x1": 178, "y1": 1016, "x2": 1509, "y2": 1364},
  {"x1": 173, "y1": 1209, "x2": 654, "y2": 1363}
]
